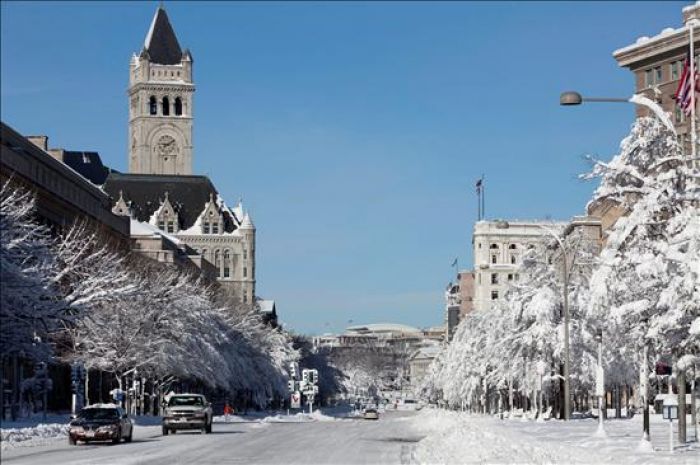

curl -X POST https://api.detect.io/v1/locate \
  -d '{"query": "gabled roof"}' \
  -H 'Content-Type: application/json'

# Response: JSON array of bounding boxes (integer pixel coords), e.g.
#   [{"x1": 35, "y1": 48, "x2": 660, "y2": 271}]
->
[
  {"x1": 103, "y1": 173, "x2": 239, "y2": 233},
  {"x1": 144, "y1": 6, "x2": 183, "y2": 65}
]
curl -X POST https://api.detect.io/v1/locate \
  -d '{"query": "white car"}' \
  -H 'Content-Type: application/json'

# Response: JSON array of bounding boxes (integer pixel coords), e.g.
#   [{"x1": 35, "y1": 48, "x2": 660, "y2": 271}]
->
[
  {"x1": 162, "y1": 394, "x2": 213, "y2": 435},
  {"x1": 364, "y1": 408, "x2": 379, "y2": 420}
]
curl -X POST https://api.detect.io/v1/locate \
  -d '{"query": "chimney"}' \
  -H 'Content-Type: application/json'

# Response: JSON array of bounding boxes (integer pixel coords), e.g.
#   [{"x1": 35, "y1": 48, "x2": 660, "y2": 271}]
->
[
  {"x1": 27, "y1": 135, "x2": 48, "y2": 151},
  {"x1": 48, "y1": 148, "x2": 66, "y2": 162}
]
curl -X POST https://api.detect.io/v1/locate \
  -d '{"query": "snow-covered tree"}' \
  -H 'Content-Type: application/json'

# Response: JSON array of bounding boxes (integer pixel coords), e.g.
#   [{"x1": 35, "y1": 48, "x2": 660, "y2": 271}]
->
[
  {"x1": 0, "y1": 180, "x2": 60, "y2": 360},
  {"x1": 586, "y1": 114, "x2": 698, "y2": 369}
]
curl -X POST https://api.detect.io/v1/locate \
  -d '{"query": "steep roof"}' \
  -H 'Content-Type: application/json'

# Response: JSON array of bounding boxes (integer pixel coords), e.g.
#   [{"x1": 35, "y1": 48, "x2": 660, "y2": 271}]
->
[
  {"x1": 144, "y1": 6, "x2": 183, "y2": 65},
  {"x1": 103, "y1": 173, "x2": 239, "y2": 233},
  {"x1": 61, "y1": 151, "x2": 114, "y2": 185}
]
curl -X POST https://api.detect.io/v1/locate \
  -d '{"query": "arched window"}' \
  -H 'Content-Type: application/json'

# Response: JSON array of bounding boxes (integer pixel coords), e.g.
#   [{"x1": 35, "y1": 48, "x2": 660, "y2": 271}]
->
[
  {"x1": 490, "y1": 244, "x2": 499, "y2": 249},
  {"x1": 509, "y1": 244, "x2": 517, "y2": 250},
  {"x1": 223, "y1": 250, "x2": 230, "y2": 278},
  {"x1": 214, "y1": 250, "x2": 221, "y2": 276},
  {"x1": 149, "y1": 96, "x2": 157, "y2": 115},
  {"x1": 162, "y1": 97, "x2": 170, "y2": 116},
  {"x1": 174, "y1": 97, "x2": 183, "y2": 116}
]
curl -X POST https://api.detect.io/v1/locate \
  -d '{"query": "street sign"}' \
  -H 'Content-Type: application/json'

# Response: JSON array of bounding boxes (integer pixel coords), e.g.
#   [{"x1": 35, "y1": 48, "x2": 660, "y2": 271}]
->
[
  {"x1": 291, "y1": 391, "x2": 301, "y2": 409},
  {"x1": 289, "y1": 362, "x2": 299, "y2": 379}
]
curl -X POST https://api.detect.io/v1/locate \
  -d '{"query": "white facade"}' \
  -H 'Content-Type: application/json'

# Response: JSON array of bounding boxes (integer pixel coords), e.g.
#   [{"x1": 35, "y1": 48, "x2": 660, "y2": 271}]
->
[{"x1": 472, "y1": 220, "x2": 566, "y2": 313}]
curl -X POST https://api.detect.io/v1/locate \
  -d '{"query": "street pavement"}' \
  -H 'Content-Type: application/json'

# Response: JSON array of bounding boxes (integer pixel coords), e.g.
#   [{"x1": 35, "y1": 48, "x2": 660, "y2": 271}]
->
[{"x1": 1, "y1": 410, "x2": 423, "y2": 465}]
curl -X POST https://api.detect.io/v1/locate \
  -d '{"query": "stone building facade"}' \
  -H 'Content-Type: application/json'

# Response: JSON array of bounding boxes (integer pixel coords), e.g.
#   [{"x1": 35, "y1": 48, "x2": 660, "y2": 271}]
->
[
  {"x1": 0, "y1": 123, "x2": 129, "y2": 244},
  {"x1": 128, "y1": 5, "x2": 194, "y2": 175},
  {"x1": 613, "y1": 1, "x2": 699, "y2": 158},
  {"x1": 472, "y1": 220, "x2": 566, "y2": 313}
]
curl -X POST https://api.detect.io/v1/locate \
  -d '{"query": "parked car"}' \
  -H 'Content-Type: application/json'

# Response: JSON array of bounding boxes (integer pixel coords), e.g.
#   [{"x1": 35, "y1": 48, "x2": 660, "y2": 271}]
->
[
  {"x1": 364, "y1": 408, "x2": 379, "y2": 420},
  {"x1": 162, "y1": 394, "x2": 213, "y2": 435},
  {"x1": 68, "y1": 404, "x2": 133, "y2": 445}
]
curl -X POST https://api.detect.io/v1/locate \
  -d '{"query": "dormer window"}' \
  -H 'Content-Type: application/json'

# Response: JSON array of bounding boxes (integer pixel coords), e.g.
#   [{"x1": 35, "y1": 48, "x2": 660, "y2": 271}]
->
[
  {"x1": 198, "y1": 194, "x2": 224, "y2": 235},
  {"x1": 152, "y1": 192, "x2": 179, "y2": 233}
]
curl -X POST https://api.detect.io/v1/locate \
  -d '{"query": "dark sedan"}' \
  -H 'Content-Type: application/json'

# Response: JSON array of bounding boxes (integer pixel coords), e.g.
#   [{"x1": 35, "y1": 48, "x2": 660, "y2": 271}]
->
[{"x1": 68, "y1": 404, "x2": 133, "y2": 445}]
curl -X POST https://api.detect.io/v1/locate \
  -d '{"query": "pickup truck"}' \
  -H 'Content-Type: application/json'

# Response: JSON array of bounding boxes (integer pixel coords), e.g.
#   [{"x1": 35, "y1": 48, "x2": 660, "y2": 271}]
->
[{"x1": 162, "y1": 394, "x2": 213, "y2": 435}]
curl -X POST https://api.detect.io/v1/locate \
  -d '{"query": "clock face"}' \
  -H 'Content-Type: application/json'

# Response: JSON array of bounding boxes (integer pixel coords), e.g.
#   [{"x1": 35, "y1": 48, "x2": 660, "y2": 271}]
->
[{"x1": 156, "y1": 135, "x2": 179, "y2": 157}]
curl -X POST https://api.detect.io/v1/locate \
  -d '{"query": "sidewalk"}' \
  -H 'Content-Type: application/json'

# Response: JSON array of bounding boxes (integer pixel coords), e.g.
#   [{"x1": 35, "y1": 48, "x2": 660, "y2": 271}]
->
[{"x1": 411, "y1": 409, "x2": 699, "y2": 465}]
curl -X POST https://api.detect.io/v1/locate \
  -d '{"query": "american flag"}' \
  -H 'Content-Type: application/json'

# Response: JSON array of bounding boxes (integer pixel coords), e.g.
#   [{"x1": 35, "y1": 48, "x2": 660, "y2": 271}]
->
[{"x1": 674, "y1": 49, "x2": 699, "y2": 116}]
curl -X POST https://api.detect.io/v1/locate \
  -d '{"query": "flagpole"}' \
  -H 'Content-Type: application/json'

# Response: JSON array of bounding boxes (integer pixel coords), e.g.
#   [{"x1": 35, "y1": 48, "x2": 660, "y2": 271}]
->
[
  {"x1": 691, "y1": 20, "x2": 698, "y2": 168},
  {"x1": 482, "y1": 175, "x2": 486, "y2": 220},
  {"x1": 477, "y1": 182, "x2": 481, "y2": 221}
]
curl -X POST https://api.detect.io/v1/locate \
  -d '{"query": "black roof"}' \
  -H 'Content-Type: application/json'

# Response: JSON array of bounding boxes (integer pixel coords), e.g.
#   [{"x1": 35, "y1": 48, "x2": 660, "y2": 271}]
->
[
  {"x1": 145, "y1": 6, "x2": 182, "y2": 65},
  {"x1": 61, "y1": 151, "x2": 114, "y2": 185},
  {"x1": 103, "y1": 173, "x2": 239, "y2": 233}
]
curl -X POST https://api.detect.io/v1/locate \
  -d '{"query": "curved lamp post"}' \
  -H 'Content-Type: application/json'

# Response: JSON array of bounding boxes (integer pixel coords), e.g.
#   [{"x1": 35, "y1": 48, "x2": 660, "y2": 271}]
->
[{"x1": 559, "y1": 91, "x2": 629, "y2": 105}]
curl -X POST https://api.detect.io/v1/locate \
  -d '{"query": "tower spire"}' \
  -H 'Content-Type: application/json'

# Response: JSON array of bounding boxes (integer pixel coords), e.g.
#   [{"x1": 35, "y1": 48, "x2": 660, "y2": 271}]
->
[{"x1": 144, "y1": 4, "x2": 182, "y2": 65}]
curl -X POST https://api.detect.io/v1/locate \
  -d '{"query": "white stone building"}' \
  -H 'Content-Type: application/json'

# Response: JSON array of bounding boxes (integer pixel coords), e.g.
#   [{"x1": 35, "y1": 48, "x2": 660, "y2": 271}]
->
[
  {"x1": 472, "y1": 220, "x2": 566, "y2": 313},
  {"x1": 102, "y1": 6, "x2": 256, "y2": 303}
]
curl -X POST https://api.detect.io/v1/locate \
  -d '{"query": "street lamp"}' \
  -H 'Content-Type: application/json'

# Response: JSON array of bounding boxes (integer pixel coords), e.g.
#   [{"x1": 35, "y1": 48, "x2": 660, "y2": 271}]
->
[
  {"x1": 559, "y1": 91, "x2": 629, "y2": 105},
  {"x1": 536, "y1": 224, "x2": 572, "y2": 421}
]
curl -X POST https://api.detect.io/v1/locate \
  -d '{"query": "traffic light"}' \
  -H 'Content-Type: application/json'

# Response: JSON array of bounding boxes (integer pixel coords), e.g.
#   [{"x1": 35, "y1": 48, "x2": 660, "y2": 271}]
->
[
  {"x1": 288, "y1": 380, "x2": 295, "y2": 392},
  {"x1": 310, "y1": 369, "x2": 318, "y2": 385}
]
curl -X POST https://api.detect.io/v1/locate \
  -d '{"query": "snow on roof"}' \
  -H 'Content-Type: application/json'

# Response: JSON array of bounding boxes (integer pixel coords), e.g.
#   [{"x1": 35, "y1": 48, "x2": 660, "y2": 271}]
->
[
  {"x1": 256, "y1": 299, "x2": 275, "y2": 314},
  {"x1": 84, "y1": 403, "x2": 119, "y2": 409},
  {"x1": 130, "y1": 218, "x2": 183, "y2": 246},
  {"x1": 411, "y1": 345, "x2": 441, "y2": 360},
  {"x1": 148, "y1": 199, "x2": 167, "y2": 227},
  {"x1": 613, "y1": 25, "x2": 688, "y2": 57},
  {"x1": 345, "y1": 323, "x2": 422, "y2": 335},
  {"x1": 216, "y1": 194, "x2": 242, "y2": 226}
]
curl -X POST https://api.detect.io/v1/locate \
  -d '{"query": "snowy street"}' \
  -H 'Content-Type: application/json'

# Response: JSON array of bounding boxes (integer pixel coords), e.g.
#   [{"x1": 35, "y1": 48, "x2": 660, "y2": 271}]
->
[
  {"x1": 1, "y1": 410, "x2": 422, "y2": 465},
  {"x1": 4, "y1": 408, "x2": 700, "y2": 464}
]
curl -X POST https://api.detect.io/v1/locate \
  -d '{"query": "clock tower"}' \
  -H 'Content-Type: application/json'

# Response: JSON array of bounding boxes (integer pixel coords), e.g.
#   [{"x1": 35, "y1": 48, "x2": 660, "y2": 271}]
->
[{"x1": 128, "y1": 5, "x2": 194, "y2": 175}]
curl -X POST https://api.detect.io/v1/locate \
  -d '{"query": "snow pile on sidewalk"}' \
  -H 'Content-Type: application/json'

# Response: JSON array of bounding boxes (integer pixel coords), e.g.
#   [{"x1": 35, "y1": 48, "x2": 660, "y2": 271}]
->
[
  {"x1": 212, "y1": 414, "x2": 257, "y2": 423},
  {"x1": 262, "y1": 411, "x2": 339, "y2": 423},
  {"x1": 1, "y1": 423, "x2": 68, "y2": 450},
  {"x1": 411, "y1": 409, "x2": 698, "y2": 465},
  {"x1": 413, "y1": 410, "x2": 588, "y2": 464}
]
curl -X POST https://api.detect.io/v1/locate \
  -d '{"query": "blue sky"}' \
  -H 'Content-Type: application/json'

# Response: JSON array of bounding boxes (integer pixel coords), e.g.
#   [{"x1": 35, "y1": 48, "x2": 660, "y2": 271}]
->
[{"x1": 1, "y1": 1, "x2": 687, "y2": 334}]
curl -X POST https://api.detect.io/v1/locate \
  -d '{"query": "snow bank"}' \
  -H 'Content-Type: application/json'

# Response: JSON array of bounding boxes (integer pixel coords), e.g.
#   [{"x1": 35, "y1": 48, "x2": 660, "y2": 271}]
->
[
  {"x1": 213, "y1": 410, "x2": 340, "y2": 424},
  {"x1": 0, "y1": 423, "x2": 68, "y2": 450},
  {"x1": 411, "y1": 409, "x2": 699, "y2": 465},
  {"x1": 212, "y1": 414, "x2": 256, "y2": 424}
]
